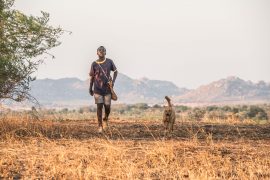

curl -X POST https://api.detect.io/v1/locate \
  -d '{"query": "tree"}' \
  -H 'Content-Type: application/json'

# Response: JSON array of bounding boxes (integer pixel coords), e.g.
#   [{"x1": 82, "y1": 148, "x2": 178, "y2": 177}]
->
[{"x1": 0, "y1": 0, "x2": 63, "y2": 102}]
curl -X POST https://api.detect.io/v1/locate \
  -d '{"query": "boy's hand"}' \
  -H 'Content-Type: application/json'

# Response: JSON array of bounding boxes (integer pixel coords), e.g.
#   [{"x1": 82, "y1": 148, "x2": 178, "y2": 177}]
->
[
  {"x1": 89, "y1": 88, "x2": 94, "y2": 96},
  {"x1": 108, "y1": 81, "x2": 114, "y2": 88}
]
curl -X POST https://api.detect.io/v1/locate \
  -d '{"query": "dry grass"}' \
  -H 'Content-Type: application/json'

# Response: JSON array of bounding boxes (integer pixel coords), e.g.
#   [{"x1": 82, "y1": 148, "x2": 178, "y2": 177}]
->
[{"x1": 0, "y1": 116, "x2": 270, "y2": 179}]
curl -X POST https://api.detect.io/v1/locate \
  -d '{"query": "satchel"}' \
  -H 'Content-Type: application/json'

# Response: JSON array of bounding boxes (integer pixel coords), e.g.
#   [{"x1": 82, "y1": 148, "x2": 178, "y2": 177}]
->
[{"x1": 108, "y1": 81, "x2": 118, "y2": 101}]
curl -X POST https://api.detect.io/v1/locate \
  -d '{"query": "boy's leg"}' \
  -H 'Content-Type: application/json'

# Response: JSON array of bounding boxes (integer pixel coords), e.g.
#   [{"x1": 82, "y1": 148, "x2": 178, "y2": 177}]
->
[
  {"x1": 103, "y1": 94, "x2": 112, "y2": 120},
  {"x1": 103, "y1": 104, "x2": 110, "y2": 130},
  {"x1": 97, "y1": 103, "x2": 103, "y2": 128},
  {"x1": 94, "y1": 94, "x2": 105, "y2": 132},
  {"x1": 103, "y1": 94, "x2": 112, "y2": 129},
  {"x1": 104, "y1": 104, "x2": 111, "y2": 121}
]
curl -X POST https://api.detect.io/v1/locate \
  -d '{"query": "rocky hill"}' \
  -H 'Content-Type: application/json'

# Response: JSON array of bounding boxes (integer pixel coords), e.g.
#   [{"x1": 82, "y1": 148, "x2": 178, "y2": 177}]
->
[
  {"x1": 176, "y1": 76, "x2": 270, "y2": 103},
  {"x1": 29, "y1": 73, "x2": 188, "y2": 106},
  {"x1": 5, "y1": 75, "x2": 267, "y2": 108}
]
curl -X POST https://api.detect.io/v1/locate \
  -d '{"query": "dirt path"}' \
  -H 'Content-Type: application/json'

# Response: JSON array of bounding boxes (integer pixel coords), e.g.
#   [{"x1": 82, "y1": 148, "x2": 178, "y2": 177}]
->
[{"x1": 31, "y1": 120, "x2": 270, "y2": 141}]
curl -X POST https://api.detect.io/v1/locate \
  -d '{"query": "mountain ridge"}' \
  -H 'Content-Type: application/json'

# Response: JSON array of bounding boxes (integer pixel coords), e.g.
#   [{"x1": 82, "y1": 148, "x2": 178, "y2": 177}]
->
[
  {"x1": 29, "y1": 73, "x2": 188, "y2": 106},
  {"x1": 26, "y1": 74, "x2": 270, "y2": 107},
  {"x1": 176, "y1": 76, "x2": 270, "y2": 103}
]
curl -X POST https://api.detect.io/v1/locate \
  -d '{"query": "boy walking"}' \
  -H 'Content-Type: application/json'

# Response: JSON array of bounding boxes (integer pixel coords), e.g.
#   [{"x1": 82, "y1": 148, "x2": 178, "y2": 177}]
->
[{"x1": 89, "y1": 46, "x2": 118, "y2": 133}]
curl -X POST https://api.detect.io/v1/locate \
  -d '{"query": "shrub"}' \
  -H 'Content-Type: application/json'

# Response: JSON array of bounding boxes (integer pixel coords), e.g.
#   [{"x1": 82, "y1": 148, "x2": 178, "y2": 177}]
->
[
  {"x1": 246, "y1": 106, "x2": 268, "y2": 120},
  {"x1": 187, "y1": 108, "x2": 206, "y2": 121}
]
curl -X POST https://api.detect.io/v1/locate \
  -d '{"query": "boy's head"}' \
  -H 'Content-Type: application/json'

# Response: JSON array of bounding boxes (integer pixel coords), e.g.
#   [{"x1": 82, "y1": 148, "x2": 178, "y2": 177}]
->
[{"x1": 97, "y1": 46, "x2": 106, "y2": 58}]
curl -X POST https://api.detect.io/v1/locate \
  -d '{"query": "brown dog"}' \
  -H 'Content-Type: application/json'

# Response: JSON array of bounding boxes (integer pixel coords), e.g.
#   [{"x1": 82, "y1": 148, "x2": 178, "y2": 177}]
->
[{"x1": 163, "y1": 96, "x2": 176, "y2": 134}]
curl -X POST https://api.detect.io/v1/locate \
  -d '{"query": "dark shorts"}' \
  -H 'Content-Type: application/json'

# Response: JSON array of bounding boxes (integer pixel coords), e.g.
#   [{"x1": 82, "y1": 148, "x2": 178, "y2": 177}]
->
[{"x1": 94, "y1": 93, "x2": 111, "y2": 105}]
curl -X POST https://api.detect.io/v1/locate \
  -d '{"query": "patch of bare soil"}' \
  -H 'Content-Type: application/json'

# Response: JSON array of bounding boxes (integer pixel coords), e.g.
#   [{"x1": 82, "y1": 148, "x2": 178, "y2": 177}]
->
[{"x1": 8, "y1": 119, "x2": 269, "y2": 141}]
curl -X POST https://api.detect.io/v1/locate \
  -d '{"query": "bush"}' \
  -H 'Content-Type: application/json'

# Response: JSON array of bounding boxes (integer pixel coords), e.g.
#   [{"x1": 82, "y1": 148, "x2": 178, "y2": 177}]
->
[
  {"x1": 246, "y1": 106, "x2": 268, "y2": 120},
  {"x1": 60, "y1": 108, "x2": 69, "y2": 114},
  {"x1": 78, "y1": 107, "x2": 92, "y2": 114},
  {"x1": 152, "y1": 104, "x2": 161, "y2": 108},
  {"x1": 187, "y1": 108, "x2": 206, "y2": 121},
  {"x1": 133, "y1": 103, "x2": 149, "y2": 110},
  {"x1": 206, "y1": 106, "x2": 219, "y2": 112},
  {"x1": 232, "y1": 107, "x2": 239, "y2": 114},
  {"x1": 205, "y1": 110, "x2": 227, "y2": 120},
  {"x1": 175, "y1": 105, "x2": 189, "y2": 112},
  {"x1": 221, "y1": 106, "x2": 231, "y2": 112}
]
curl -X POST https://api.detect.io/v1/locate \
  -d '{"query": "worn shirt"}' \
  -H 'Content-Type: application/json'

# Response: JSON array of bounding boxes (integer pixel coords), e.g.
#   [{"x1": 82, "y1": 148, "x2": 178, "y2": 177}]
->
[{"x1": 89, "y1": 58, "x2": 117, "y2": 95}]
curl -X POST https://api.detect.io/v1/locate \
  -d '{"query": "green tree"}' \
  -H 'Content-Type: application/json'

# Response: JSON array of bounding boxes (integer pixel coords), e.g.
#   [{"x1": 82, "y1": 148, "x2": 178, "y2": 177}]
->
[{"x1": 0, "y1": 0, "x2": 63, "y2": 102}]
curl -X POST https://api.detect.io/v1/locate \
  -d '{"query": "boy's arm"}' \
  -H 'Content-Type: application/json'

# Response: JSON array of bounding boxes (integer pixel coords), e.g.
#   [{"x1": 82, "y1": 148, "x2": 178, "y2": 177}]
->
[
  {"x1": 89, "y1": 76, "x2": 94, "y2": 96},
  {"x1": 89, "y1": 62, "x2": 95, "y2": 96},
  {"x1": 112, "y1": 70, "x2": 118, "y2": 87}
]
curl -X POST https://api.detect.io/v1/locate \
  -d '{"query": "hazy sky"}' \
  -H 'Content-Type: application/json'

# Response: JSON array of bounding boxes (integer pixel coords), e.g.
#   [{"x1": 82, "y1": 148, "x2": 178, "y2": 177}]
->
[{"x1": 14, "y1": 0, "x2": 270, "y2": 88}]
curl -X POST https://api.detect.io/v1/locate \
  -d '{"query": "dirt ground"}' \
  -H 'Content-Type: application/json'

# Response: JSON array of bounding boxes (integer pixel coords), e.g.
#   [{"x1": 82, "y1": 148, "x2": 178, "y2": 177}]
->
[
  {"x1": 11, "y1": 119, "x2": 270, "y2": 141},
  {"x1": 0, "y1": 119, "x2": 270, "y2": 179}
]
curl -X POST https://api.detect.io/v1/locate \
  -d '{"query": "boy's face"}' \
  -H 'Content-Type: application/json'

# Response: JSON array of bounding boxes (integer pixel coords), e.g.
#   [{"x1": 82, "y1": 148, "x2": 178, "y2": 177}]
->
[{"x1": 97, "y1": 50, "x2": 106, "y2": 58}]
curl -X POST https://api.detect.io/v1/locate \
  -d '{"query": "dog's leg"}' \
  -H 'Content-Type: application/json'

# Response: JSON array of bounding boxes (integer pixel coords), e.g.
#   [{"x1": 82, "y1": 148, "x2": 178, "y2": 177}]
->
[
  {"x1": 164, "y1": 122, "x2": 168, "y2": 136},
  {"x1": 169, "y1": 122, "x2": 174, "y2": 133}
]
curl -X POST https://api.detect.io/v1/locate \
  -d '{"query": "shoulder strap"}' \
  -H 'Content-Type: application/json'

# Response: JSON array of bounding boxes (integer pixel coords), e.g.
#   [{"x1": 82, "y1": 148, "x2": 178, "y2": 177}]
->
[{"x1": 97, "y1": 62, "x2": 111, "y2": 81}]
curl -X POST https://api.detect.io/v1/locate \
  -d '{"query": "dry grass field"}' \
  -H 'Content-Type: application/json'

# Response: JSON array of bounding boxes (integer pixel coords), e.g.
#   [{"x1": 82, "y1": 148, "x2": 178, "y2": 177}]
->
[{"x1": 0, "y1": 112, "x2": 270, "y2": 179}]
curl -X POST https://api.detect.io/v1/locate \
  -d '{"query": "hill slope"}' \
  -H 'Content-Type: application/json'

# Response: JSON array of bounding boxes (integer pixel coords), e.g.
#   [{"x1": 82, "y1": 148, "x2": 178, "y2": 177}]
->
[
  {"x1": 176, "y1": 76, "x2": 270, "y2": 103},
  {"x1": 29, "y1": 73, "x2": 188, "y2": 106}
]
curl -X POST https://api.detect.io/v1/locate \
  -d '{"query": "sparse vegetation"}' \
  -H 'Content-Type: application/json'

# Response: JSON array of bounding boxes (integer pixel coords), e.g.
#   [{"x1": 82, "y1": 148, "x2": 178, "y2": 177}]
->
[{"x1": 0, "y1": 104, "x2": 269, "y2": 178}]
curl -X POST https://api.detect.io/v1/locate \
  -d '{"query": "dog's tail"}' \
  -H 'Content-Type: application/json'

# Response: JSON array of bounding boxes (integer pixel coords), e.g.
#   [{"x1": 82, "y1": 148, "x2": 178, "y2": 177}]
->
[{"x1": 165, "y1": 96, "x2": 172, "y2": 107}]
